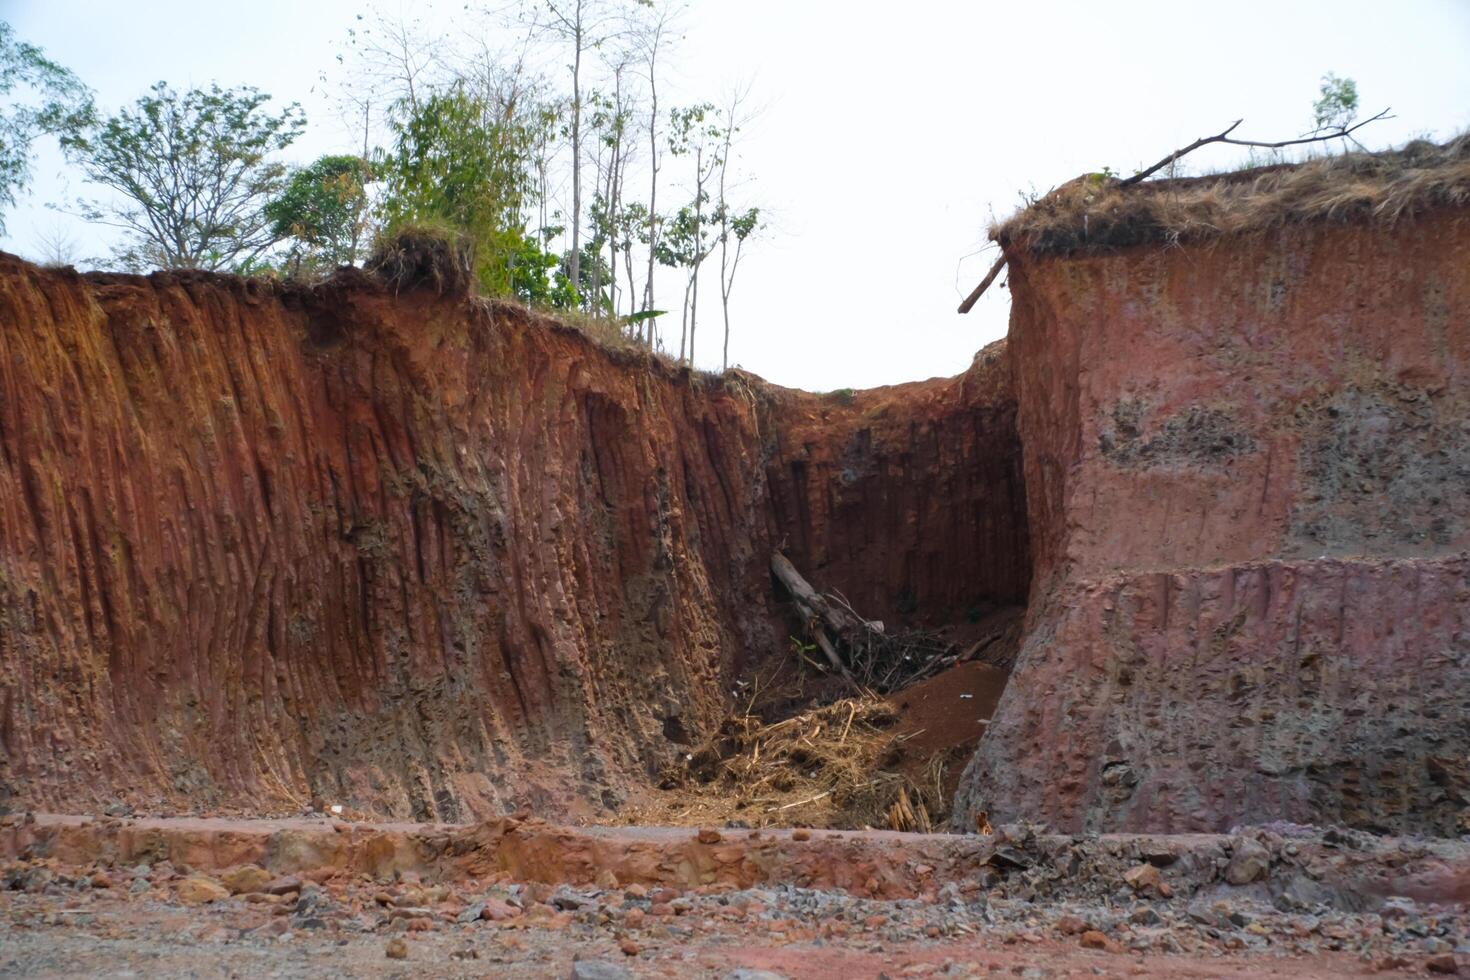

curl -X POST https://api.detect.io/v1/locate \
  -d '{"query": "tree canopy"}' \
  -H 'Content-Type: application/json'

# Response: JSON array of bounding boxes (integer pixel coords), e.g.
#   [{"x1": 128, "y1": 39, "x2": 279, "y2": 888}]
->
[
  {"x1": 266, "y1": 153, "x2": 374, "y2": 272},
  {"x1": 0, "y1": 22, "x2": 92, "y2": 233},
  {"x1": 61, "y1": 81, "x2": 304, "y2": 271}
]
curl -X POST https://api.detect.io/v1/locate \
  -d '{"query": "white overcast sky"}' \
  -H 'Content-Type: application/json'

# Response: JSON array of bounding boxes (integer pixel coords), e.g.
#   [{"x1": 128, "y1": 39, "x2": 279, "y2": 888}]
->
[{"x1": 2, "y1": 0, "x2": 1468, "y2": 390}]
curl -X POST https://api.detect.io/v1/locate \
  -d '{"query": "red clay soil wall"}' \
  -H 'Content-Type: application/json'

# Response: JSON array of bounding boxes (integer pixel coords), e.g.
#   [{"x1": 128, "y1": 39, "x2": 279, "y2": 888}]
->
[
  {"x1": 955, "y1": 208, "x2": 1470, "y2": 835},
  {"x1": 762, "y1": 344, "x2": 1029, "y2": 629},
  {"x1": 0, "y1": 255, "x2": 1027, "y2": 821}
]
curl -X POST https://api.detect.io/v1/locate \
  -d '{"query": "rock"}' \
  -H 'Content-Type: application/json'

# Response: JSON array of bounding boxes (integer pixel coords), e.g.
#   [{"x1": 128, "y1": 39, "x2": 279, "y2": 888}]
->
[
  {"x1": 251, "y1": 918, "x2": 290, "y2": 938},
  {"x1": 481, "y1": 898, "x2": 521, "y2": 921},
  {"x1": 697, "y1": 827, "x2": 722, "y2": 844},
  {"x1": 1225, "y1": 838, "x2": 1271, "y2": 885},
  {"x1": 1055, "y1": 914, "x2": 1089, "y2": 935},
  {"x1": 102, "y1": 802, "x2": 133, "y2": 818},
  {"x1": 725, "y1": 972, "x2": 789, "y2": 980},
  {"x1": 385, "y1": 937, "x2": 409, "y2": 960},
  {"x1": 1130, "y1": 906, "x2": 1163, "y2": 926},
  {"x1": 175, "y1": 876, "x2": 230, "y2": 905},
  {"x1": 989, "y1": 848, "x2": 1033, "y2": 871},
  {"x1": 1123, "y1": 863, "x2": 1162, "y2": 893},
  {"x1": 457, "y1": 900, "x2": 486, "y2": 924},
  {"x1": 618, "y1": 938, "x2": 641, "y2": 956},
  {"x1": 1079, "y1": 930, "x2": 1112, "y2": 950},
  {"x1": 1426, "y1": 954, "x2": 1460, "y2": 975},
  {"x1": 264, "y1": 874, "x2": 304, "y2": 896},
  {"x1": 550, "y1": 886, "x2": 590, "y2": 910},
  {"x1": 569, "y1": 959, "x2": 633, "y2": 980},
  {"x1": 219, "y1": 864, "x2": 272, "y2": 895}
]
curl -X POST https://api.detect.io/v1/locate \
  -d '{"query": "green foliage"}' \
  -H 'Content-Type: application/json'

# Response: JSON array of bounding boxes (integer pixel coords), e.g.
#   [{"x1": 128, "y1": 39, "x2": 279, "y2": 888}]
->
[
  {"x1": 266, "y1": 153, "x2": 374, "y2": 273},
  {"x1": 827, "y1": 388, "x2": 856, "y2": 405},
  {"x1": 0, "y1": 22, "x2": 93, "y2": 233},
  {"x1": 507, "y1": 233, "x2": 563, "y2": 306},
  {"x1": 1312, "y1": 73, "x2": 1359, "y2": 135},
  {"x1": 721, "y1": 204, "x2": 761, "y2": 244},
  {"x1": 61, "y1": 81, "x2": 304, "y2": 270},
  {"x1": 379, "y1": 87, "x2": 547, "y2": 299},
  {"x1": 554, "y1": 240, "x2": 617, "y2": 313},
  {"x1": 654, "y1": 197, "x2": 713, "y2": 270}
]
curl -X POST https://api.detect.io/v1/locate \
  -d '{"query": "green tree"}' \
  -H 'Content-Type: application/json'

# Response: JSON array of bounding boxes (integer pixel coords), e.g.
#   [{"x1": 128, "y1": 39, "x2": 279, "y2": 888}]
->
[
  {"x1": 61, "y1": 82, "x2": 304, "y2": 270},
  {"x1": 1311, "y1": 73, "x2": 1359, "y2": 135},
  {"x1": 380, "y1": 88, "x2": 547, "y2": 298},
  {"x1": 0, "y1": 22, "x2": 93, "y2": 233},
  {"x1": 266, "y1": 153, "x2": 374, "y2": 273},
  {"x1": 663, "y1": 102, "x2": 722, "y2": 363},
  {"x1": 555, "y1": 240, "x2": 616, "y2": 313}
]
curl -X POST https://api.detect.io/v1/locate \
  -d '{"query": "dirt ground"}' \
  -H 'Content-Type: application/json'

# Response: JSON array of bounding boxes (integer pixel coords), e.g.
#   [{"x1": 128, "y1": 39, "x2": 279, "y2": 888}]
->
[
  {"x1": 0, "y1": 899, "x2": 1414, "y2": 979},
  {"x1": 3, "y1": 813, "x2": 1467, "y2": 979}
]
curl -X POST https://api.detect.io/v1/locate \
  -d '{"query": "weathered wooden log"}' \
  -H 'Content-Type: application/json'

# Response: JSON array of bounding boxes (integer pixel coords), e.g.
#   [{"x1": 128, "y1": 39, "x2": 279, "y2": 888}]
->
[
  {"x1": 770, "y1": 552, "x2": 866, "y2": 636},
  {"x1": 956, "y1": 253, "x2": 1007, "y2": 314},
  {"x1": 770, "y1": 552, "x2": 862, "y2": 691}
]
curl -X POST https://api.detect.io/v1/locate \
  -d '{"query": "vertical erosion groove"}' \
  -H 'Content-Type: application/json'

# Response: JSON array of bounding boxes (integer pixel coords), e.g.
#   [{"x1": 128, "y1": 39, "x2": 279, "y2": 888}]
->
[{"x1": 0, "y1": 256, "x2": 1030, "y2": 820}]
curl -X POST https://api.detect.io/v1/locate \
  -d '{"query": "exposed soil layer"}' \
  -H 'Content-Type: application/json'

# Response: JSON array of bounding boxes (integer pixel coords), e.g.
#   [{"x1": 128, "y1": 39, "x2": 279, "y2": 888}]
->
[
  {"x1": 3, "y1": 814, "x2": 1468, "y2": 977},
  {"x1": 957, "y1": 207, "x2": 1470, "y2": 835},
  {"x1": 0, "y1": 253, "x2": 1028, "y2": 822}
]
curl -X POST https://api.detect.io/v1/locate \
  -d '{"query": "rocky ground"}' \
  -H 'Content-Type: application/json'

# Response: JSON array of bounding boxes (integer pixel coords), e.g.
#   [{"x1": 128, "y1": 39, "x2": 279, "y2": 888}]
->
[{"x1": 2, "y1": 816, "x2": 1468, "y2": 978}]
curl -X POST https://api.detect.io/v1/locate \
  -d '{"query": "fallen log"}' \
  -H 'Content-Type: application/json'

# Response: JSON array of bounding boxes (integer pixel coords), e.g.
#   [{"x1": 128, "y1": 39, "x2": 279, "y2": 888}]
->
[
  {"x1": 771, "y1": 552, "x2": 869, "y2": 637},
  {"x1": 770, "y1": 552, "x2": 862, "y2": 692},
  {"x1": 956, "y1": 253, "x2": 1007, "y2": 314}
]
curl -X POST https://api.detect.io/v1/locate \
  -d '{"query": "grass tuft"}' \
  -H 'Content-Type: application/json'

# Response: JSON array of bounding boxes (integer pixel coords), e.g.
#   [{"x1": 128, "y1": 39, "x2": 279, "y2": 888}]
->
[{"x1": 365, "y1": 222, "x2": 477, "y2": 296}]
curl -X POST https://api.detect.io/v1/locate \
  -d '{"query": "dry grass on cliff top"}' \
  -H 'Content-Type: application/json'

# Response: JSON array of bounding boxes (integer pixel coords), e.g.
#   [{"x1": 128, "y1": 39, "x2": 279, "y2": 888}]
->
[
  {"x1": 365, "y1": 224, "x2": 477, "y2": 296},
  {"x1": 995, "y1": 133, "x2": 1470, "y2": 256}
]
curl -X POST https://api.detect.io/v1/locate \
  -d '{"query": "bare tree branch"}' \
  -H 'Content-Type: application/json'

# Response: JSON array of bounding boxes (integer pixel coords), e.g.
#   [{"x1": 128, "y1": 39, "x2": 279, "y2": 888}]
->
[
  {"x1": 956, "y1": 109, "x2": 1394, "y2": 312},
  {"x1": 1120, "y1": 108, "x2": 1393, "y2": 187}
]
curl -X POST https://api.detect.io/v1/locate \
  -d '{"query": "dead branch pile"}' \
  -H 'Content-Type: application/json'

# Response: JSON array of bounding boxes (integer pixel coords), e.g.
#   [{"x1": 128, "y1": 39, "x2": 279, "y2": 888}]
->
[
  {"x1": 663, "y1": 697, "x2": 947, "y2": 832},
  {"x1": 993, "y1": 133, "x2": 1470, "y2": 257},
  {"x1": 772, "y1": 552, "x2": 1017, "y2": 694}
]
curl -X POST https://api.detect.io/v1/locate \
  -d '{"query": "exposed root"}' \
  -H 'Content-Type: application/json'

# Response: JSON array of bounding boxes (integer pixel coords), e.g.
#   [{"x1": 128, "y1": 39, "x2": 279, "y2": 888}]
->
[{"x1": 365, "y1": 225, "x2": 476, "y2": 296}]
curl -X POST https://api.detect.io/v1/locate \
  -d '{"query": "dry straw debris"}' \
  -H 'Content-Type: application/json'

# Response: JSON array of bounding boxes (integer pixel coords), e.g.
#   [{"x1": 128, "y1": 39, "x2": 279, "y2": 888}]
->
[
  {"x1": 994, "y1": 134, "x2": 1470, "y2": 256},
  {"x1": 657, "y1": 697, "x2": 949, "y2": 832}
]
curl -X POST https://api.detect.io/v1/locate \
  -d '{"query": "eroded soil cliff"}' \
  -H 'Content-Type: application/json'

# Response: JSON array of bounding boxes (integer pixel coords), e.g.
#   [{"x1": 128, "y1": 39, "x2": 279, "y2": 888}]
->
[
  {"x1": 0, "y1": 255, "x2": 1027, "y2": 822},
  {"x1": 956, "y1": 208, "x2": 1470, "y2": 835}
]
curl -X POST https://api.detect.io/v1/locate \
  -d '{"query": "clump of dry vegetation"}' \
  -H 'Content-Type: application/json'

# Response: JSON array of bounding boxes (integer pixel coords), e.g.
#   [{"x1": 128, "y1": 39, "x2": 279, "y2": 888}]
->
[
  {"x1": 365, "y1": 224, "x2": 477, "y2": 295},
  {"x1": 646, "y1": 697, "x2": 949, "y2": 832},
  {"x1": 995, "y1": 134, "x2": 1470, "y2": 256}
]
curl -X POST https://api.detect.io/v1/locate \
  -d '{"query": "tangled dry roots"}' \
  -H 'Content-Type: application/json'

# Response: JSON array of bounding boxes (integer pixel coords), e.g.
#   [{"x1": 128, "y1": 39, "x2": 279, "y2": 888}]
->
[
  {"x1": 995, "y1": 133, "x2": 1470, "y2": 256},
  {"x1": 667, "y1": 697, "x2": 948, "y2": 832},
  {"x1": 366, "y1": 226, "x2": 477, "y2": 296}
]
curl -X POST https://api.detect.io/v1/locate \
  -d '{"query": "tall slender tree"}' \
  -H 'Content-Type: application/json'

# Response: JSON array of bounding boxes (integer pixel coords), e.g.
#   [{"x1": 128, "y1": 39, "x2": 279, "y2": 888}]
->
[
  {"x1": 713, "y1": 85, "x2": 762, "y2": 370},
  {"x1": 633, "y1": 0, "x2": 679, "y2": 344},
  {"x1": 531, "y1": 0, "x2": 624, "y2": 306}
]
